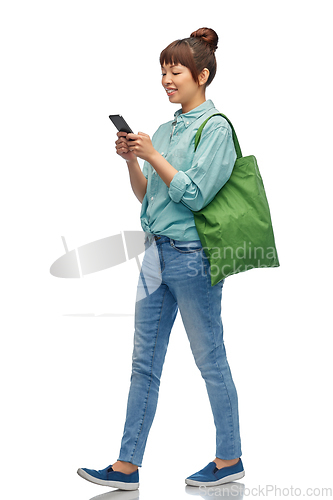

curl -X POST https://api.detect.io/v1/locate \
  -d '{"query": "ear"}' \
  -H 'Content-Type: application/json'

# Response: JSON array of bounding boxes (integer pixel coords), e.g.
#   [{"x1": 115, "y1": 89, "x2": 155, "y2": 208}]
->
[{"x1": 198, "y1": 68, "x2": 210, "y2": 86}]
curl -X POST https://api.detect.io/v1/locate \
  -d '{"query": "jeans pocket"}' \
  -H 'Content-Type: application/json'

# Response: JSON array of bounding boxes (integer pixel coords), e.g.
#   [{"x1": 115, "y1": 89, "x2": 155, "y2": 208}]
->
[{"x1": 170, "y1": 239, "x2": 203, "y2": 254}]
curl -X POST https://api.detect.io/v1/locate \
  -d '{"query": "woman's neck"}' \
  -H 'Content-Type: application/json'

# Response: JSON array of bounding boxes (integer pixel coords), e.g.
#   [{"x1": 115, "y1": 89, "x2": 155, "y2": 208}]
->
[{"x1": 181, "y1": 95, "x2": 206, "y2": 114}]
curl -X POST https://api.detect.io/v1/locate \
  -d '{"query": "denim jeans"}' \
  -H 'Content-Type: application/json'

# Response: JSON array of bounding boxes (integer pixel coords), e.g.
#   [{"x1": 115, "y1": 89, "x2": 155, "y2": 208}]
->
[{"x1": 117, "y1": 234, "x2": 242, "y2": 466}]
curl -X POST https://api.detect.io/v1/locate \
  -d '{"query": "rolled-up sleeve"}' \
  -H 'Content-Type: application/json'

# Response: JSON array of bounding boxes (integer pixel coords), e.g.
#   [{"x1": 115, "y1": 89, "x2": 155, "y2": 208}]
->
[{"x1": 168, "y1": 124, "x2": 237, "y2": 211}]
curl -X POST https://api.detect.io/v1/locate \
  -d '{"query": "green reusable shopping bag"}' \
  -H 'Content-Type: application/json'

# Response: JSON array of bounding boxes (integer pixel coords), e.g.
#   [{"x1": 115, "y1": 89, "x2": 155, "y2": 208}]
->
[{"x1": 193, "y1": 113, "x2": 280, "y2": 286}]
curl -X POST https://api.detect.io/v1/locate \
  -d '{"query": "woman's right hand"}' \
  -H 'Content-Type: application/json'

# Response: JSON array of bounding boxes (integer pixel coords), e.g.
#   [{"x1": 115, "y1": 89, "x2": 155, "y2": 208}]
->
[{"x1": 115, "y1": 131, "x2": 137, "y2": 162}]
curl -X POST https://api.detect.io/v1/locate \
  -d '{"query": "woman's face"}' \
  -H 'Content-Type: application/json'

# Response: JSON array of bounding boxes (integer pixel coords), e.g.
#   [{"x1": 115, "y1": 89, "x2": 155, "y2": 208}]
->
[{"x1": 161, "y1": 63, "x2": 204, "y2": 112}]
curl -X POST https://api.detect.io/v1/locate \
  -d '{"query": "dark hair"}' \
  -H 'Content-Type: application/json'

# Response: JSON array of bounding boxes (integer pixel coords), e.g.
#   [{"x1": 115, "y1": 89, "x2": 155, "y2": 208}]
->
[{"x1": 160, "y1": 28, "x2": 218, "y2": 87}]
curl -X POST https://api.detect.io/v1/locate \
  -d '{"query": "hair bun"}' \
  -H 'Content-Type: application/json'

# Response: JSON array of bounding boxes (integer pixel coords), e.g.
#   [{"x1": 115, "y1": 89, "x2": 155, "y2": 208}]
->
[{"x1": 190, "y1": 27, "x2": 218, "y2": 52}]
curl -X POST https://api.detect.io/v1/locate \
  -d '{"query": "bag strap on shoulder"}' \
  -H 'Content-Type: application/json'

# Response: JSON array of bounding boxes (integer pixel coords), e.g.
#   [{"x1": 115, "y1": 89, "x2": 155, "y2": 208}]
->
[{"x1": 194, "y1": 112, "x2": 242, "y2": 159}]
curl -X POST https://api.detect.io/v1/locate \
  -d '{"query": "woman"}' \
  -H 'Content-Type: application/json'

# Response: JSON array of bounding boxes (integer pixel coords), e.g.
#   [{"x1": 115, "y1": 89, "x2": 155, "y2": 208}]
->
[{"x1": 78, "y1": 27, "x2": 245, "y2": 490}]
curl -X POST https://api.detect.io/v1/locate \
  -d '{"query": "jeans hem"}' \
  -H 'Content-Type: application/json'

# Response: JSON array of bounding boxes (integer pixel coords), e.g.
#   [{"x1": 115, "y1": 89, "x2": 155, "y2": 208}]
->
[{"x1": 117, "y1": 455, "x2": 142, "y2": 467}]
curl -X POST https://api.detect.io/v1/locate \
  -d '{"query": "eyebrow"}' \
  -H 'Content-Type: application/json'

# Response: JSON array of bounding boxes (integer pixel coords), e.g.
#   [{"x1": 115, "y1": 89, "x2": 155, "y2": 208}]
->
[{"x1": 161, "y1": 64, "x2": 181, "y2": 69}]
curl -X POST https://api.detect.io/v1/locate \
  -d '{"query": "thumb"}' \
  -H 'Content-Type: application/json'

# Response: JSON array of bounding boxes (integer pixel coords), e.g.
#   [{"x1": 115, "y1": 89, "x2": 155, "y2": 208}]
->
[{"x1": 138, "y1": 131, "x2": 149, "y2": 137}]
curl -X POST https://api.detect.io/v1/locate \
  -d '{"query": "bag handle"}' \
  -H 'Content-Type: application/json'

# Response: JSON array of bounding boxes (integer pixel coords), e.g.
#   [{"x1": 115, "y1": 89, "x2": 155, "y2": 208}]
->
[{"x1": 194, "y1": 112, "x2": 242, "y2": 159}]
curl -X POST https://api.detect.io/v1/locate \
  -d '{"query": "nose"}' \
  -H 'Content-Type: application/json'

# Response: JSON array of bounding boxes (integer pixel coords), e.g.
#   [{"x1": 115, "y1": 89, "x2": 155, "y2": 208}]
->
[{"x1": 162, "y1": 74, "x2": 172, "y2": 87}]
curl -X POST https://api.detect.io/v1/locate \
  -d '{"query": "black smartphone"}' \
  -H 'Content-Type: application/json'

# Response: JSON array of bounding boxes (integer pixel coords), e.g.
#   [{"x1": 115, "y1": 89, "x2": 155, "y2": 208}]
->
[{"x1": 109, "y1": 114, "x2": 134, "y2": 135}]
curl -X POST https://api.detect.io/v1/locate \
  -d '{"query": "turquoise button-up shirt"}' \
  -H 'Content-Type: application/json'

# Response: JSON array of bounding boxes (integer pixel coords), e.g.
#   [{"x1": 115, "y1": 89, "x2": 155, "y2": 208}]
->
[{"x1": 140, "y1": 99, "x2": 237, "y2": 241}]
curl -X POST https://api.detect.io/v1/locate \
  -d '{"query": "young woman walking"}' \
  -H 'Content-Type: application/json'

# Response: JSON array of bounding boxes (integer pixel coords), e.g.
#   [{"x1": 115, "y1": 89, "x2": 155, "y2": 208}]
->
[{"x1": 78, "y1": 27, "x2": 245, "y2": 490}]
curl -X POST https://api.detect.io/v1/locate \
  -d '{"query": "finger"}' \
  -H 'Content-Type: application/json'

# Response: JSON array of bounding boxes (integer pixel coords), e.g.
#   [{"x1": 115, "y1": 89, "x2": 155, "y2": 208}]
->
[
  {"x1": 116, "y1": 143, "x2": 129, "y2": 153},
  {"x1": 117, "y1": 131, "x2": 128, "y2": 138},
  {"x1": 128, "y1": 143, "x2": 137, "y2": 152},
  {"x1": 126, "y1": 133, "x2": 139, "y2": 141},
  {"x1": 138, "y1": 132, "x2": 149, "y2": 137},
  {"x1": 115, "y1": 137, "x2": 126, "y2": 145},
  {"x1": 117, "y1": 139, "x2": 131, "y2": 149}
]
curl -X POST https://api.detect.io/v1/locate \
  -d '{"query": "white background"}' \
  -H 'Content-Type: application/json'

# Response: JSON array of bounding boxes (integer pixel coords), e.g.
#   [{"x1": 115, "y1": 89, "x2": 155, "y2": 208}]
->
[{"x1": 1, "y1": 1, "x2": 332, "y2": 499}]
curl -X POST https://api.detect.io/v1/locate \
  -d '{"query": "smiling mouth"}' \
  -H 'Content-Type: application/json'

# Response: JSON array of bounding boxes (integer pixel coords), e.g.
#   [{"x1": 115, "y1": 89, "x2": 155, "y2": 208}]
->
[{"x1": 166, "y1": 88, "x2": 178, "y2": 96}]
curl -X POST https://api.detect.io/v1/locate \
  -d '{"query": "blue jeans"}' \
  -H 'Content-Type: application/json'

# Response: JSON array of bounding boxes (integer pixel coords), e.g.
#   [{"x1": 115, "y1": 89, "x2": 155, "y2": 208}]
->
[{"x1": 117, "y1": 234, "x2": 242, "y2": 466}]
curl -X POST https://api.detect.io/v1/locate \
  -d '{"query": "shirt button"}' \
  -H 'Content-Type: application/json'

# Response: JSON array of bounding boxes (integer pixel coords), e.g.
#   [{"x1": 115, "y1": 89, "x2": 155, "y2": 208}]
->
[
  {"x1": 161, "y1": 152, "x2": 164, "y2": 156},
  {"x1": 186, "y1": 121, "x2": 189, "y2": 125},
  {"x1": 151, "y1": 196, "x2": 154, "y2": 201}
]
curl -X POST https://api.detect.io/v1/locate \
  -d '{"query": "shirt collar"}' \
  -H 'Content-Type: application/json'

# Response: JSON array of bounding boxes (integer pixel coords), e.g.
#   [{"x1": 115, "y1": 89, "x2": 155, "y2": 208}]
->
[{"x1": 173, "y1": 99, "x2": 215, "y2": 128}]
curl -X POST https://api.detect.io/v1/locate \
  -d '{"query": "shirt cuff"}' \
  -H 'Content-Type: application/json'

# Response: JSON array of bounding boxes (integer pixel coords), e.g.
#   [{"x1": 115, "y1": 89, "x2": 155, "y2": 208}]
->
[{"x1": 168, "y1": 171, "x2": 191, "y2": 203}]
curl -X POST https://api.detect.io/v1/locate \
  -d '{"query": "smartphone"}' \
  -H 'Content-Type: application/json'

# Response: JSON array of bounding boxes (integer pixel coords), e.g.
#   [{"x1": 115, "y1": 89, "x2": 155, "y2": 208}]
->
[{"x1": 109, "y1": 114, "x2": 134, "y2": 135}]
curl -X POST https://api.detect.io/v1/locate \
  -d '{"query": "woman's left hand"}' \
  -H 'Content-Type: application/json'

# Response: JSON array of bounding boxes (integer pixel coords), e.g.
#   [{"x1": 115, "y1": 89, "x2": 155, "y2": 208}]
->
[{"x1": 126, "y1": 132, "x2": 156, "y2": 162}]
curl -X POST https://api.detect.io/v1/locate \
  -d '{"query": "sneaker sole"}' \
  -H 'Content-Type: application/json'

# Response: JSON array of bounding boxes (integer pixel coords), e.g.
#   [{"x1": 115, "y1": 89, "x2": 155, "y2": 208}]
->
[
  {"x1": 185, "y1": 470, "x2": 245, "y2": 487},
  {"x1": 77, "y1": 468, "x2": 139, "y2": 490}
]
